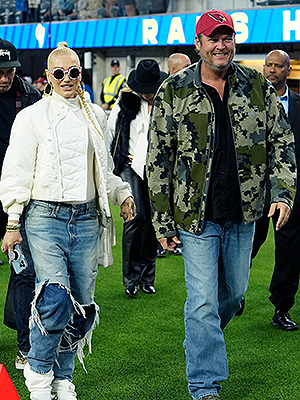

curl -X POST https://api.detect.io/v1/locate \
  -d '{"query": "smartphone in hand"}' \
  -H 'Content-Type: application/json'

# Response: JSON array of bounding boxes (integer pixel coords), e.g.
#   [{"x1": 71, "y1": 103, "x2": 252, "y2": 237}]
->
[{"x1": 9, "y1": 244, "x2": 28, "y2": 274}]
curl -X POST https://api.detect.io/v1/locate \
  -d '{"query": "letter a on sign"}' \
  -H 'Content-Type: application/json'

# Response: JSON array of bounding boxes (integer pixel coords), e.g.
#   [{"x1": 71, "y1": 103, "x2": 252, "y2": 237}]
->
[{"x1": 167, "y1": 17, "x2": 186, "y2": 44}]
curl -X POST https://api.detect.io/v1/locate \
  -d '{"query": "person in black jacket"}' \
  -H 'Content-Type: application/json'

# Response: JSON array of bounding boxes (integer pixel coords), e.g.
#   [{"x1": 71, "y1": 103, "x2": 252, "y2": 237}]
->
[
  {"x1": 241, "y1": 50, "x2": 300, "y2": 331},
  {"x1": 0, "y1": 38, "x2": 42, "y2": 368},
  {"x1": 108, "y1": 59, "x2": 167, "y2": 296}
]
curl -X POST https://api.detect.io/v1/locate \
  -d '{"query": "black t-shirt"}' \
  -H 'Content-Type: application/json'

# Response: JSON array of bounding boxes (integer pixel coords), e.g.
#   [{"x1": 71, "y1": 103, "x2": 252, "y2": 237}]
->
[
  {"x1": 0, "y1": 83, "x2": 16, "y2": 170},
  {"x1": 203, "y1": 79, "x2": 242, "y2": 222}
]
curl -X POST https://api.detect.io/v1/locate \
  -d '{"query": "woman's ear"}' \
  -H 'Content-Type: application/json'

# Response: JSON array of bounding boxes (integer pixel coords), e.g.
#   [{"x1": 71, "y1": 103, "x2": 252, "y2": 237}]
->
[{"x1": 45, "y1": 69, "x2": 51, "y2": 83}]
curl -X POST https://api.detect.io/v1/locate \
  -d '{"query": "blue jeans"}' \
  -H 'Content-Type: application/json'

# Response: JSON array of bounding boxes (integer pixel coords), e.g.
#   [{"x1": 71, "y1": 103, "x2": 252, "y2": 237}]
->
[
  {"x1": 24, "y1": 199, "x2": 100, "y2": 378},
  {"x1": 180, "y1": 219, "x2": 255, "y2": 400}
]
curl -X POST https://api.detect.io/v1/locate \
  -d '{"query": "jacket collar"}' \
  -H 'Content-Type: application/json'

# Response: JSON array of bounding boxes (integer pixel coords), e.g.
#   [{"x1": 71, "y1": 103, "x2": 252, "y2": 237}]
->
[{"x1": 194, "y1": 60, "x2": 236, "y2": 88}]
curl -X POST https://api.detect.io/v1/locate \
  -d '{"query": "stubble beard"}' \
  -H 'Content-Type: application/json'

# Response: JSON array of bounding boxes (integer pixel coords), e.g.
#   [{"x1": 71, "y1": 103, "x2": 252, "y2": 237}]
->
[
  {"x1": 200, "y1": 47, "x2": 235, "y2": 74},
  {"x1": 203, "y1": 58, "x2": 232, "y2": 73}
]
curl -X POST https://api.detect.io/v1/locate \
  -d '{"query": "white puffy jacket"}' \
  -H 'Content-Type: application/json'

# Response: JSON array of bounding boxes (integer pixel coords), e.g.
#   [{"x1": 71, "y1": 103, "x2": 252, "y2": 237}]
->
[{"x1": 0, "y1": 94, "x2": 132, "y2": 223}]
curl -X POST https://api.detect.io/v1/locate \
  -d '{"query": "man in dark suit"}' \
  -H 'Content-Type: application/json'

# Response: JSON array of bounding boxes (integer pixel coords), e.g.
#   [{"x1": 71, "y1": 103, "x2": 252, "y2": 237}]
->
[{"x1": 246, "y1": 50, "x2": 300, "y2": 330}]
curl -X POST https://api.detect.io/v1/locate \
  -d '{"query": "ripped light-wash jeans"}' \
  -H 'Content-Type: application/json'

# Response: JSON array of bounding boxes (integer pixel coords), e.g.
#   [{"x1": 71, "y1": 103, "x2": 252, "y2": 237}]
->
[
  {"x1": 179, "y1": 219, "x2": 255, "y2": 400},
  {"x1": 25, "y1": 199, "x2": 100, "y2": 380}
]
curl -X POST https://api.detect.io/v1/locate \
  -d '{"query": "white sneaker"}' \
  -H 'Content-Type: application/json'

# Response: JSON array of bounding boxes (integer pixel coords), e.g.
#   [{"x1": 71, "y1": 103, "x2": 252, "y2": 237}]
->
[{"x1": 51, "y1": 379, "x2": 77, "y2": 400}]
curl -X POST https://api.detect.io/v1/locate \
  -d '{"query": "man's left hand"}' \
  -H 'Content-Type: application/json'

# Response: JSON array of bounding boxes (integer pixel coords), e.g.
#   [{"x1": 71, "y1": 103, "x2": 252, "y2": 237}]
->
[{"x1": 268, "y1": 202, "x2": 291, "y2": 230}]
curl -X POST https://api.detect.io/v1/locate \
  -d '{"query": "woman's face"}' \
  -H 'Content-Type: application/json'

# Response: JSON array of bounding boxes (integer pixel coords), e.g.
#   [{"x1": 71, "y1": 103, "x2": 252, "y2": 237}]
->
[{"x1": 46, "y1": 54, "x2": 81, "y2": 99}]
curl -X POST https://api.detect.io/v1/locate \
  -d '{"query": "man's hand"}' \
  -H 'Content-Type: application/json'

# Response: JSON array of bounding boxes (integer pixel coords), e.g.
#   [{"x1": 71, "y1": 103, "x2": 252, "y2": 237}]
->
[
  {"x1": 158, "y1": 236, "x2": 181, "y2": 252},
  {"x1": 268, "y1": 202, "x2": 291, "y2": 230}
]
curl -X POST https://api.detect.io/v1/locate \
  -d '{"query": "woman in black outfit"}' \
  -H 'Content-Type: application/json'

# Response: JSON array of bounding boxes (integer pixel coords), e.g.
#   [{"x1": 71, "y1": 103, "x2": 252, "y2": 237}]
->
[{"x1": 108, "y1": 59, "x2": 167, "y2": 296}]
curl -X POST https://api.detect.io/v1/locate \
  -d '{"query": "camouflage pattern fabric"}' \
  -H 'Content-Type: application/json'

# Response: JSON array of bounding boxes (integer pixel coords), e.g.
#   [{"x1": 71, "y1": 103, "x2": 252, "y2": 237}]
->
[{"x1": 146, "y1": 61, "x2": 297, "y2": 238}]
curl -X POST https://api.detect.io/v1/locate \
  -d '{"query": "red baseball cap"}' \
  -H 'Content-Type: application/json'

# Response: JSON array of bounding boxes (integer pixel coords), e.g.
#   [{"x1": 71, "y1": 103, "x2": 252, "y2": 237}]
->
[
  {"x1": 35, "y1": 77, "x2": 47, "y2": 84},
  {"x1": 196, "y1": 10, "x2": 235, "y2": 36}
]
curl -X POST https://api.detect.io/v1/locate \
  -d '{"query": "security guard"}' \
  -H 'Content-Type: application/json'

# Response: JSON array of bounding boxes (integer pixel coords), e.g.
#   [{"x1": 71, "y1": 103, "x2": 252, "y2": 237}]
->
[{"x1": 100, "y1": 59, "x2": 126, "y2": 111}]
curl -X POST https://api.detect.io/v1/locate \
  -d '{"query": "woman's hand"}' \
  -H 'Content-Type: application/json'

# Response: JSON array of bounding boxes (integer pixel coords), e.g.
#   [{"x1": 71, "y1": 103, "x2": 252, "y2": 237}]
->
[
  {"x1": 1, "y1": 220, "x2": 23, "y2": 256},
  {"x1": 120, "y1": 196, "x2": 136, "y2": 222},
  {"x1": 1, "y1": 231, "x2": 23, "y2": 255}
]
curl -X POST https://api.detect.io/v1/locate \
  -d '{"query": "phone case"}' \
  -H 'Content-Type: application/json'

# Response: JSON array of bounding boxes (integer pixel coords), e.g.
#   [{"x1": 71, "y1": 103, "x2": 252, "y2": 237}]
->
[{"x1": 9, "y1": 244, "x2": 28, "y2": 274}]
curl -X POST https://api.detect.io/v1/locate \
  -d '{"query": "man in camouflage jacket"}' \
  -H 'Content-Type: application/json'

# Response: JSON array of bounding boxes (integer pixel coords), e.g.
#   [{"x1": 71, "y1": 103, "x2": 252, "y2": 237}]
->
[{"x1": 146, "y1": 10, "x2": 296, "y2": 400}]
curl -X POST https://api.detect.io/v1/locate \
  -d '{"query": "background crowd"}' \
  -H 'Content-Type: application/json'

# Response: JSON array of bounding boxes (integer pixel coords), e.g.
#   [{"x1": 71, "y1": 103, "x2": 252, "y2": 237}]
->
[
  {"x1": 0, "y1": 0, "x2": 170, "y2": 24},
  {"x1": 1, "y1": 7, "x2": 300, "y2": 399}
]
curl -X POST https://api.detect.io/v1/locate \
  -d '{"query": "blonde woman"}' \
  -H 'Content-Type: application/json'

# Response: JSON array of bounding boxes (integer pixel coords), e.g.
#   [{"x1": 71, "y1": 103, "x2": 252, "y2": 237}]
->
[{"x1": 0, "y1": 42, "x2": 135, "y2": 400}]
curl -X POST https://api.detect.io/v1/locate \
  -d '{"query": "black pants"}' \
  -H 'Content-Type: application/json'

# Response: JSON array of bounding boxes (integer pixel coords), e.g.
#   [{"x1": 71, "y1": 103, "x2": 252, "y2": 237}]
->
[
  {"x1": 252, "y1": 208, "x2": 300, "y2": 312},
  {"x1": 120, "y1": 163, "x2": 157, "y2": 286},
  {"x1": 0, "y1": 201, "x2": 7, "y2": 239},
  {"x1": 1, "y1": 204, "x2": 35, "y2": 353}
]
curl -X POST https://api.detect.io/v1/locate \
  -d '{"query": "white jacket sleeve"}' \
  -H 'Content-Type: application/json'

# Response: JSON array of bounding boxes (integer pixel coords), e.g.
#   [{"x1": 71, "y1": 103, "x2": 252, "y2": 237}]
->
[{"x1": 0, "y1": 108, "x2": 37, "y2": 215}]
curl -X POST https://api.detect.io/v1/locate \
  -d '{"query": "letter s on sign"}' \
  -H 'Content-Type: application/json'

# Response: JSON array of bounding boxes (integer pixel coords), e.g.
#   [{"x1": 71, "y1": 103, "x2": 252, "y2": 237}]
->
[{"x1": 231, "y1": 12, "x2": 248, "y2": 44}]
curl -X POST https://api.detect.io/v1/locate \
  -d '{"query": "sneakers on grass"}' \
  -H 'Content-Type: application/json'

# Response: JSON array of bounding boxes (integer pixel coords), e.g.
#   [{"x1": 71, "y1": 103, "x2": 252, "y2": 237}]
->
[
  {"x1": 15, "y1": 350, "x2": 28, "y2": 369},
  {"x1": 51, "y1": 379, "x2": 77, "y2": 399}
]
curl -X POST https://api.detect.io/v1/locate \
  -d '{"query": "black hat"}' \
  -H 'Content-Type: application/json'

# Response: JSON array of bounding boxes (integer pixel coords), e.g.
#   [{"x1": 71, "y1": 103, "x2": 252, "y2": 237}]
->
[
  {"x1": 0, "y1": 38, "x2": 21, "y2": 68},
  {"x1": 110, "y1": 59, "x2": 120, "y2": 67},
  {"x1": 127, "y1": 59, "x2": 167, "y2": 94}
]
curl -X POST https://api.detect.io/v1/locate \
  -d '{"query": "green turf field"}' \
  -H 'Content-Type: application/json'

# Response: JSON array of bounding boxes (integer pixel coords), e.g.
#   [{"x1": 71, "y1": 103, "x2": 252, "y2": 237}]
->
[{"x1": 0, "y1": 204, "x2": 299, "y2": 399}]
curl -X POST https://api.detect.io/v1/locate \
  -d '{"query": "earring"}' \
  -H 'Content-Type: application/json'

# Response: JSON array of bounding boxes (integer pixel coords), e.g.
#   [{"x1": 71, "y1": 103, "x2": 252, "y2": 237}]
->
[
  {"x1": 44, "y1": 82, "x2": 53, "y2": 97},
  {"x1": 77, "y1": 81, "x2": 85, "y2": 95}
]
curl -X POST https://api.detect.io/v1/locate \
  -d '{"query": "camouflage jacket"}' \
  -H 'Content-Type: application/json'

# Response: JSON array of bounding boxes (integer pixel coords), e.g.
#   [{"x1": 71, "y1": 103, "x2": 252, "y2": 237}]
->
[{"x1": 146, "y1": 61, "x2": 297, "y2": 237}]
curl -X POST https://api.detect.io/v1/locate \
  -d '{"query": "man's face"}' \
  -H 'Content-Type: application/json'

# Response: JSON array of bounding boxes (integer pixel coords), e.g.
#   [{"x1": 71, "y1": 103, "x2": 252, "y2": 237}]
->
[
  {"x1": 141, "y1": 93, "x2": 155, "y2": 104},
  {"x1": 0, "y1": 67, "x2": 16, "y2": 93},
  {"x1": 263, "y1": 51, "x2": 291, "y2": 91},
  {"x1": 125, "y1": 5, "x2": 136, "y2": 16},
  {"x1": 195, "y1": 27, "x2": 235, "y2": 73},
  {"x1": 111, "y1": 64, "x2": 120, "y2": 76},
  {"x1": 35, "y1": 82, "x2": 45, "y2": 92}
]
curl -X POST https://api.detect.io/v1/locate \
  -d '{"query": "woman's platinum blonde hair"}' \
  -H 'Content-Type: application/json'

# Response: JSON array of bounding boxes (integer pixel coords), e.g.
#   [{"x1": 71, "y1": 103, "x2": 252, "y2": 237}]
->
[
  {"x1": 77, "y1": 82, "x2": 104, "y2": 139},
  {"x1": 47, "y1": 42, "x2": 80, "y2": 69}
]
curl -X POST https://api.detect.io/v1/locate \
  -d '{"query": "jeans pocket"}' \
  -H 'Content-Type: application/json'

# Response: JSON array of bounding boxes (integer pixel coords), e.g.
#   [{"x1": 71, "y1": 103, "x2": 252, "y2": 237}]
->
[
  {"x1": 86, "y1": 210, "x2": 98, "y2": 220},
  {"x1": 24, "y1": 201, "x2": 37, "y2": 219},
  {"x1": 25, "y1": 200, "x2": 53, "y2": 220}
]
